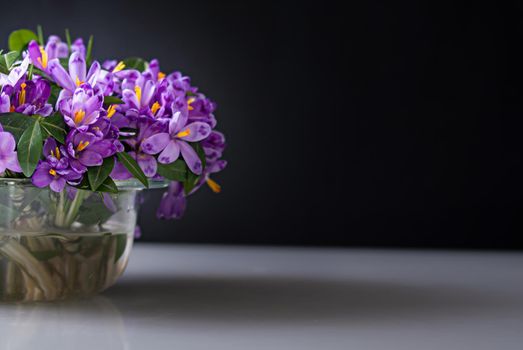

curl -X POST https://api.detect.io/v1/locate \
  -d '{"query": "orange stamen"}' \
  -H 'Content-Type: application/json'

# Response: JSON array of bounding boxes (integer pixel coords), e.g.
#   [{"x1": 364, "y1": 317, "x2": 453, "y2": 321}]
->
[
  {"x1": 107, "y1": 104, "x2": 117, "y2": 118},
  {"x1": 187, "y1": 97, "x2": 195, "y2": 111},
  {"x1": 151, "y1": 101, "x2": 160, "y2": 115},
  {"x1": 76, "y1": 141, "x2": 90, "y2": 152},
  {"x1": 206, "y1": 178, "x2": 221, "y2": 193},
  {"x1": 112, "y1": 61, "x2": 126, "y2": 73},
  {"x1": 74, "y1": 109, "x2": 86, "y2": 124},
  {"x1": 176, "y1": 128, "x2": 191, "y2": 138},
  {"x1": 18, "y1": 83, "x2": 27, "y2": 105}
]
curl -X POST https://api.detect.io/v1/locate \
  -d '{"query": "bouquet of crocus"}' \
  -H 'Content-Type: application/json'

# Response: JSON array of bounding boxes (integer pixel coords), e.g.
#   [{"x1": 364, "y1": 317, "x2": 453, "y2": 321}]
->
[{"x1": 0, "y1": 28, "x2": 227, "y2": 220}]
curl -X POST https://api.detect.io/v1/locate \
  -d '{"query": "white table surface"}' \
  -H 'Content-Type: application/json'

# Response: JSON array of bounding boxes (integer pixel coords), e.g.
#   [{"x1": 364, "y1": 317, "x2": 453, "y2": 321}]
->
[{"x1": 1, "y1": 244, "x2": 523, "y2": 349}]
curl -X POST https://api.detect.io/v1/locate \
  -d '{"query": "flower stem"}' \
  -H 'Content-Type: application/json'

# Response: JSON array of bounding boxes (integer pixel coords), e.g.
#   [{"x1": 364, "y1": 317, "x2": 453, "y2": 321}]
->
[
  {"x1": 54, "y1": 190, "x2": 67, "y2": 227},
  {"x1": 64, "y1": 190, "x2": 86, "y2": 227}
]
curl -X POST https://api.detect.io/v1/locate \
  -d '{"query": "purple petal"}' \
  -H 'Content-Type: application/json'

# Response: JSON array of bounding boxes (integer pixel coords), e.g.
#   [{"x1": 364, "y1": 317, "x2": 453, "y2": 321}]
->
[
  {"x1": 43, "y1": 137, "x2": 58, "y2": 156},
  {"x1": 86, "y1": 61, "x2": 101, "y2": 86},
  {"x1": 179, "y1": 141, "x2": 203, "y2": 175},
  {"x1": 50, "y1": 177, "x2": 66, "y2": 192},
  {"x1": 28, "y1": 40, "x2": 44, "y2": 70},
  {"x1": 110, "y1": 159, "x2": 132, "y2": 180},
  {"x1": 158, "y1": 140, "x2": 180, "y2": 164},
  {"x1": 156, "y1": 182, "x2": 186, "y2": 219},
  {"x1": 78, "y1": 150, "x2": 103, "y2": 166},
  {"x1": 69, "y1": 51, "x2": 86, "y2": 84},
  {"x1": 177, "y1": 122, "x2": 211, "y2": 142},
  {"x1": 69, "y1": 159, "x2": 86, "y2": 171},
  {"x1": 0, "y1": 132, "x2": 16, "y2": 151},
  {"x1": 122, "y1": 89, "x2": 139, "y2": 109},
  {"x1": 73, "y1": 131, "x2": 96, "y2": 148},
  {"x1": 137, "y1": 154, "x2": 157, "y2": 177},
  {"x1": 4, "y1": 153, "x2": 22, "y2": 172},
  {"x1": 32, "y1": 167, "x2": 53, "y2": 188},
  {"x1": 55, "y1": 43, "x2": 69, "y2": 59},
  {"x1": 169, "y1": 111, "x2": 187, "y2": 135},
  {"x1": 102, "y1": 193, "x2": 117, "y2": 213},
  {"x1": 208, "y1": 159, "x2": 228, "y2": 174},
  {"x1": 141, "y1": 80, "x2": 156, "y2": 106},
  {"x1": 0, "y1": 93, "x2": 10, "y2": 113},
  {"x1": 89, "y1": 140, "x2": 117, "y2": 158},
  {"x1": 141, "y1": 133, "x2": 171, "y2": 155},
  {"x1": 48, "y1": 59, "x2": 75, "y2": 91}
]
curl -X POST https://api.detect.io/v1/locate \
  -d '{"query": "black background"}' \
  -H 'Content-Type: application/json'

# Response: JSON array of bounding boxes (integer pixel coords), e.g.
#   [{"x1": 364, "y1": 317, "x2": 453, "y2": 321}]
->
[{"x1": 1, "y1": 1, "x2": 522, "y2": 249}]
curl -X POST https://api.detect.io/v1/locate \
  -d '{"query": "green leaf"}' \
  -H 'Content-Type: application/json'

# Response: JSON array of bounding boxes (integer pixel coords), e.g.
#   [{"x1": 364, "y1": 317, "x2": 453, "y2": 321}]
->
[
  {"x1": 96, "y1": 177, "x2": 118, "y2": 193},
  {"x1": 76, "y1": 198, "x2": 113, "y2": 225},
  {"x1": 37, "y1": 113, "x2": 67, "y2": 144},
  {"x1": 65, "y1": 29, "x2": 72, "y2": 51},
  {"x1": 17, "y1": 120, "x2": 43, "y2": 176},
  {"x1": 116, "y1": 152, "x2": 149, "y2": 188},
  {"x1": 36, "y1": 25, "x2": 44, "y2": 46},
  {"x1": 86, "y1": 35, "x2": 94, "y2": 64},
  {"x1": 74, "y1": 177, "x2": 91, "y2": 190},
  {"x1": 122, "y1": 57, "x2": 147, "y2": 71},
  {"x1": 0, "y1": 51, "x2": 21, "y2": 74},
  {"x1": 8, "y1": 29, "x2": 38, "y2": 52},
  {"x1": 0, "y1": 112, "x2": 36, "y2": 141},
  {"x1": 157, "y1": 159, "x2": 188, "y2": 181},
  {"x1": 114, "y1": 234, "x2": 127, "y2": 262},
  {"x1": 183, "y1": 142, "x2": 207, "y2": 194},
  {"x1": 103, "y1": 95, "x2": 124, "y2": 106},
  {"x1": 88, "y1": 157, "x2": 115, "y2": 191}
]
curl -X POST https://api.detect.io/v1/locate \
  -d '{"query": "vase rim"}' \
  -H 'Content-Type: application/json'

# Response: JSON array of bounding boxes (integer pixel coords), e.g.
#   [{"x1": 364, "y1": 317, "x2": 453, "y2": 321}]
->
[{"x1": 0, "y1": 177, "x2": 169, "y2": 190}]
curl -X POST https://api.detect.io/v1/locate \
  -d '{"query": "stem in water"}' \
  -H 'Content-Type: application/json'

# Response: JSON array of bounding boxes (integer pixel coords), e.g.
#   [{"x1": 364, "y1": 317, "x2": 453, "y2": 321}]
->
[{"x1": 64, "y1": 190, "x2": 86, "y2": 227}]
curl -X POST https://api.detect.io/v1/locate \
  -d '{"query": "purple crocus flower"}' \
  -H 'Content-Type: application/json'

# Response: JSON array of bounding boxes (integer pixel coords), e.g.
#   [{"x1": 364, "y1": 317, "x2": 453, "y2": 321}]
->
[
  {"x1": 1, "y1": 78, "x2": 53, "y2": 116},
  {"x1": 0, "y1": 124, "x2": 22, "y2": 174},
  {"x1": 110, "y1": 119, "x2": 165, "y2": 179},
  {"x1": 186, "y1": 131, "x2": 227, "y2": 195},
  {"x1": 141, "y1": 111, "x2": 211, "y2": 174},
  {"x1": 47, "y1": 51, "x2": 101, "y2": 102},
  {"x1": 121, "y1": 76, "x2": 157, "y2": 114},
  {"x1": 58, "y1": 83, "x2": 103, "y2": 130},
  {"x1": 156, "y1": 181, "x2": 186, "y2": 219},
  {"x1": 27, "y1": 37, "x2": 68, "y2": 72},
  {"x1": 0, "y1": 56, "x2": 30, "y2": 87},
  {"x1": 61, "y1": 129, "x2": 117, "y2": 173},
  {"x1": 32, "y1": 139, "x2": 83, "y2": 192},
  {"x1": 71, "y1": 38, "x2": 85, "y2": 56},
  {"x1": 32, "y1": 156, "x2": 82, "y2": 192}
]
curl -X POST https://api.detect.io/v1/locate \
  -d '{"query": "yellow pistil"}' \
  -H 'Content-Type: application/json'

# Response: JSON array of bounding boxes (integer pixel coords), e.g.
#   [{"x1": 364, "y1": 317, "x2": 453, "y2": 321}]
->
[
  {"x1": 18, "y1": 83, "x2": 27, "y2": 105},
  {"x1": 76, "y1": 141, "x2": 90, "y2": 152},
  {"x1": 75, "y1": 76, "x2": 84, "y2": 86},
  {"x1": 206, "y1": 178, "x2": 221, "y2": 193},
  {"x1": 157, "y1": 72, "x2": 166, "y2": 80},
  {"x1": 187, "y1": 97, "x2": 196, "y2": 111},
  {"x1": 134, "y1": 86, "x2": 142, "y2": 104},
  {"x1": 9, "y1": 105, "x2": 15, "y2": 112},
  {"x1": 49, "y1": 169, "x2": 57, "y2": 176},
  {"x1": 151, "y1": 101, "x2": 160, "y2": 115},
  {"x1": 176, "y1": 128, "x2": 191, "y2": 138},
  {"x1": 37, "y1": 46, "x2": 48, "y2": 69},
  {"x1": 107, "y1": 104, "x2": 117, "y2": 118},
  {"x1": 112, "y1": 61, "x2": 126, "y2": 73},
  {"x1": 74, "y1": 109, "x2": 86, "y2": 124}
]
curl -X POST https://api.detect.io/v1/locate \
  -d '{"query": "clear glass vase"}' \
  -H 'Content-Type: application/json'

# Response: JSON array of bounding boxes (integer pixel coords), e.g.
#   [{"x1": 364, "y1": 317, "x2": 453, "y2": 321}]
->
[{"x1": 0, "y1": 178, "x2": 163, "y2": 302}]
